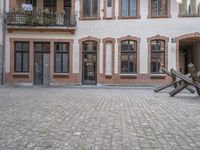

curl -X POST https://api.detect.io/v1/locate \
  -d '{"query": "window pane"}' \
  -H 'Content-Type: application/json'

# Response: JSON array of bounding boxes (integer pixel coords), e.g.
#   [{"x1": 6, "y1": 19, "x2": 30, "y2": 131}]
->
[
  {"x1": 92, "y1": 42, "x2": 97, "y2": 51},
  {"x1": 121, "y1": 40, "x2": 136, "y2": 51},
  {"x1": 63, "y1": 43, "x2": 69, "y2": 52},
  {"x1": 83, "y1": 43, "x2": 88, "y2": 52},
  {"x1": 44, "y1": 43, "x2": 50, "y2": 52},
  {"x1": 107, "y1": 0, "x2": 112, "y2": 7},
  {"x1": 44, "y1": 0, "x2": 57, "y2": 13},
  {"x1": 151, "y1": 40, "x2": 165, "y2": 51},
  {"x1": 121, "y1": 54, "x2": 129, "y2": 73},
  {"x1": 190, "y1": 0, "x2": 198, "y2": 15},
  {"x1": 83, "y1": 0, "x2": 91, "y2": 17},
  {"x1": 129, "y1": 54, "x2": 137, "y2": 73},
  {"x1": 22, "y1": 43, "x2": 29, "y2": 51},
  {"x1": 15, "y1": 53, "x2": 22, "y2": 72},
  {"x1": 55, "y1": 53, "x2": 62, "y2": 73},
  {"x1": 122, "y1": 0, "x2": 128, "y2": 16},
  {"x1": 83, "y1": 41, "x2": 97, "y2": 51},
  {"x1": 182, "y1": 0, "x2": 199, "y2": 15},
  {"x1": 88, "y1": 42, "x2": 93, "y2": 51},
  {"x1": 151, "y1": 0, "x2": 167, "y2": 16},
  {"x1": 151, "y1": 53, "x2": 165, "y2": 73},
  {"x1": 35, "y1": 43, "x2": 43, "y2": 52},
  {"x1": 62, "y1": 53, "x2": 69, "y2": 73},
  {"x1": 92, "y1": 0, "x2": 98, "y2": 17},
  {"x1": 55, "y1": 43, "x2": 61, "y2": 51},
  {"x1": 64, "y1": 0, "x2": 71, "y2": 7},
  {"x1": 130, "y1": 0, "x2": 137, "y2": 16},
  {"x1": 23, "y1": 53, "x2": 29, "y2": 72},
  {"x1": 16, "y1": 43, "x2": 22, "y2": 51},
  {"x1": 160, "y1": 0, "x2": 167, "y2": 16}
]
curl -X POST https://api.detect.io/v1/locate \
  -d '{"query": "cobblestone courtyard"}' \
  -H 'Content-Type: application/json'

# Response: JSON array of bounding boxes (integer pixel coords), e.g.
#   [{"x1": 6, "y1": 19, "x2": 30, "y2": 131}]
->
[{"x1": 0, "y1": 87, "x2": 200, "y2": 150}]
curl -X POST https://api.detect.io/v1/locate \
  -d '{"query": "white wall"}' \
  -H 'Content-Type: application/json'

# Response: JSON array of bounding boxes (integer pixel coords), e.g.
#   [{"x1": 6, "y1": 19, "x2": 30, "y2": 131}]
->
[
  {"x1": 0, "y1": 0, "x2": 3, "y2": 46},
  {"x1": 6, "y1": 0, "x2": 200, "y2": 75}
]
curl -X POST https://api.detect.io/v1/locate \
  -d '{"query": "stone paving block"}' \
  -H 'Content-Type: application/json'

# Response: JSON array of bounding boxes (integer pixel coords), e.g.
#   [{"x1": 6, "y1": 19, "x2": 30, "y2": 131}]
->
[{"x1": 0, "y1": 87, "x2": 200, "y2": 149}]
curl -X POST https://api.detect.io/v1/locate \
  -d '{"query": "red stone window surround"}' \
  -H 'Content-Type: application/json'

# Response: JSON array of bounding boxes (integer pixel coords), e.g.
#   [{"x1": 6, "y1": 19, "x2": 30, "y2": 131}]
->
[
  {"x1": 147, "y1": 35, "x2": 169, "y2": 75},
  {"x1": 178, "y1": 0, "x2": 200, "y2": 17},
  {"x1": 10, "y1": 38, "x2": 74, "y2": 80},
  {"x1": 79, "y1": 36, "x2": 101, "y2": 82},
  {"x1": 117, "y1": 35, "x2": 141, "y2": 76},
  {"x1": 14, "y1": 41, "x2": 30, "y2": 73},
  {"x1": 148, "y1": 0, "x2": 171, "y2": 18},
  {"x1": 80, "y1": 0, "x2": 101, "y2": 20},
  {"x1": 53, "y1": 40, "x2": 74, "y2": 77},
  {"x1": 102, "y1": 38, "x2": 115, "y2": 77},
  {"x1": 103, "y1": 0, "x2": 116, "y2": 19},
  {"x1": 118, "y1": 0, "x2": 141, "y2": 19}
]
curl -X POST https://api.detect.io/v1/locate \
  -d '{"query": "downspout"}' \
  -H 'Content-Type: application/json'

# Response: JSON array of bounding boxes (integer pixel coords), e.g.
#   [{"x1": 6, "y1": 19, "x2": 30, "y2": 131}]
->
[{"x1": 1, "y1": 0, "x2": 6, "y2": 85}]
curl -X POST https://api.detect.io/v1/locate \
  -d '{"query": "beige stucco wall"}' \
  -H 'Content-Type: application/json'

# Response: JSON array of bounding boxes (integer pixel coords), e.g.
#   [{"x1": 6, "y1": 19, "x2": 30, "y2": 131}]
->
[{"x1": 5, "y1": 0, "x2": 200, "y2": 76}]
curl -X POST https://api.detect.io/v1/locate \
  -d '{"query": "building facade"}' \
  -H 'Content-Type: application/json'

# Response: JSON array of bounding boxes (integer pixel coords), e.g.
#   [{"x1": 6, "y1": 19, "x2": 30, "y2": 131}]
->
[{"x1": 5, "y1": 0, "x2": 200, "y2": 86}]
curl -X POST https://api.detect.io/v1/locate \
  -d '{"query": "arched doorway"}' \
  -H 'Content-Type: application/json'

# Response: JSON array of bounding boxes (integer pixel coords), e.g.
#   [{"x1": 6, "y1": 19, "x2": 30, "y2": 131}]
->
[
  {"x1": 176, "y1": 32, "x2": 200, "y2": 74},
  {"x1": 82, "y1": 41, "x2": 97, "y2": 85},
  {"x1": 79, "y1": 36, "x2": 100, "y2": 85}
]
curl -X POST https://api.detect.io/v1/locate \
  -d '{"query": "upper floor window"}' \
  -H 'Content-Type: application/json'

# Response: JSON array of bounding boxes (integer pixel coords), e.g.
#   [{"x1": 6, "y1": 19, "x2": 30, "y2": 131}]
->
[
  {"x1": 151, "y1": 40, "x2": 165, "y2": 73},
  {"x1": 122, "y1": 0, "x2": 137, "y2": 17},
  {"x1": 121, "y1": 40, "x2": 137, "y2": 73},
  {"x1": 83, "y1": 0, "x2": 98, "y2": 18},
  {"x1": 104, "y1": 0, "x2": 115, "y2": 19},
  {"x1": 151, "y1": 0, "x2": 168, "y2": 17},
  {"x1": 54, "y1": 42, "x2": 70, "y2": 73},
  {"x1": 44, "y1": 0, "x2": 57, "y2": 13},
  {"x1": 107, "y1": 0, "x2": 112, "y2": 7},
  {"x1": 119, "y1": 0, "x2": 140, "y2": 19},
  {"x1": 180, "y1": 0, "x2": 200, "y2": 16},
  {"x1": 14, "y1": 42, "x2": 29, "y2": 73},
  {"x1": 26, "y1": 0, "x2": 36, "y2": 10}
]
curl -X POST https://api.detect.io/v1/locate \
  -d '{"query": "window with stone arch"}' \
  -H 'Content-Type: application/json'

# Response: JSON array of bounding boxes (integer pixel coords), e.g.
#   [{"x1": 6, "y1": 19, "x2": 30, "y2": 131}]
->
[
  {"x1": 148, "y1": 35, "x2": 169, "y2": 74},
  {"x1": 150, "y1": 40, "x2": 165, "y2": 73},
  {"x1": 121, "y1": 40, "x2": 137, "y2": 74}
]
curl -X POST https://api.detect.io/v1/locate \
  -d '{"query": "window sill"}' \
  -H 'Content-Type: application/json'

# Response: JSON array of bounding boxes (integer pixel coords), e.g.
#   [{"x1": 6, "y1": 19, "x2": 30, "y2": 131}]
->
[
  {"x1": 120, "y1": 74, "x2": 137, "y2": 79},
  {"x1": 80, "y1": 17, "x2": 101, "y2": 20},
  {"x1": 150, "y1": 74, "x2": 165, "y2": 79},
  {"x1": 103, "y1": 16, "x2": 116, "y2": 20},
  {"x1": 178, "y1": 14, "x2": 200, "y2": 18},
  {"x1": 53, "y1": 73, "x2": 70, "y2": 78},
  {"x1": 148, "y1": 15, "x2": 171, "y2": 19},
  {"x1": 118, "y1": 16, "x2": 141, "y2": 19},
  {"x1": 13, "y1": 73, "x2": 29, "y2": 78}
]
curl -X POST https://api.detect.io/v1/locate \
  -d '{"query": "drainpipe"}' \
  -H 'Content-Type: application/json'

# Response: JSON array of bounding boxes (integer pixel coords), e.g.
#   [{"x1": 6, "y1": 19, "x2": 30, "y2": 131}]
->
[{"x1": 1, "y1": 0, "x2": 6, "y2": 85}]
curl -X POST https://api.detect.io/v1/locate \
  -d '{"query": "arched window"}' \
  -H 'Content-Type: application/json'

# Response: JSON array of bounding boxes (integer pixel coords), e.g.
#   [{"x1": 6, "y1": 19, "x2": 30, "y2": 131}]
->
[
  {"x1": 150, "y1": 40, "x2": 165, "y2": 73},
  {"x1": 121, "y1": 40, "x2": 137, "y2": 73}
]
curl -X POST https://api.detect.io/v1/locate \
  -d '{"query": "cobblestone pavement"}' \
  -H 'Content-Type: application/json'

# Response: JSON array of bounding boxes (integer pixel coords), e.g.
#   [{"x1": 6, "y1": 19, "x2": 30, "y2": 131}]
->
[{"x1": 0, "y1": 87, "x2": 200, "y2": 150}]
